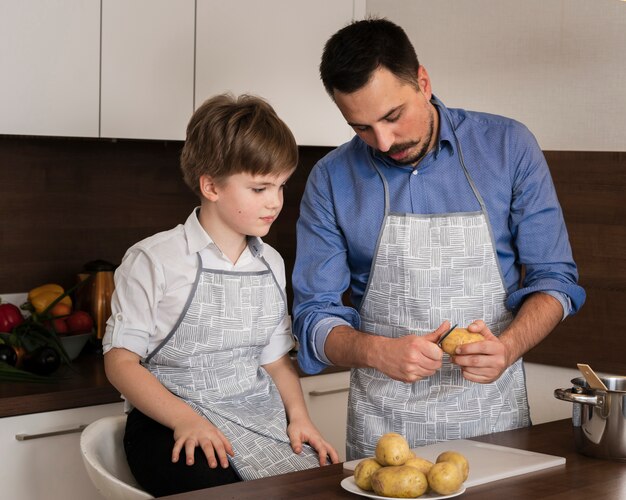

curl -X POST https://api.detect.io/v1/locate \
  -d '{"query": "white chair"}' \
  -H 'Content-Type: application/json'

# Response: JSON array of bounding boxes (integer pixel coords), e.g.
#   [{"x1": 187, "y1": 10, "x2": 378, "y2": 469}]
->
[{"x1": 80, "y1": 415, "x2": 153, "y2": 499}]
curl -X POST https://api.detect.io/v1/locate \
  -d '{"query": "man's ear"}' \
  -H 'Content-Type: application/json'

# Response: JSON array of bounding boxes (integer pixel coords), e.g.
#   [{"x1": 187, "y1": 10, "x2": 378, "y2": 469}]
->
[
  {"x1": 199, "y1": 175, "x2": 219, "y2": 202},
  {"x1": 416, "y1": 65, "x2": 433, "y2": 100}
]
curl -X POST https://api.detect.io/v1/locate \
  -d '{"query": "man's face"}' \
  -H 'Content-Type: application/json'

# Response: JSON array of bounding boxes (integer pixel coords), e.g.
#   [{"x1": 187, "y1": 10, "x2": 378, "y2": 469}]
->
[{"x1": 333, "y1": 66, "x2": 438, "y2": 166}]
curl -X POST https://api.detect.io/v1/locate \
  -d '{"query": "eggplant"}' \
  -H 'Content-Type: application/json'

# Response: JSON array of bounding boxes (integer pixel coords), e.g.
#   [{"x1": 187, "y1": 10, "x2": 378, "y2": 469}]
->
[
  {"x1": 22, "y1": 346, "x2": 61, "y2": 375},
  {"x1": 0, "y1": 344, "x2": 18, "y2": 367}
]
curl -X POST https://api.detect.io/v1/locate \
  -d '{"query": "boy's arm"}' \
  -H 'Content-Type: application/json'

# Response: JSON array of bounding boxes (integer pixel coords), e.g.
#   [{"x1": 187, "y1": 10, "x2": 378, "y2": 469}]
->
[
  {"x1": 262, "y1": 354, "x2": 339, "y2": 465},
  {"x1": 104, "y1": 347, "x2": 234, "y2": 469}
]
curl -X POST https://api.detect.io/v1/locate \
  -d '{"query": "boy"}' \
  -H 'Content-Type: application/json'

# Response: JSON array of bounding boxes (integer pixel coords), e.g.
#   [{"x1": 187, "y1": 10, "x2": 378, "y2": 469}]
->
[{"x1": 103, "y1": 94, "x2": 338, "y2": 497}]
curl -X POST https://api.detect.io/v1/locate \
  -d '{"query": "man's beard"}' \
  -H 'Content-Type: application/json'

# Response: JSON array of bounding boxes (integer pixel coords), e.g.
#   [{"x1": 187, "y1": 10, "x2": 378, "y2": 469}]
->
[{"x1": 384, "y1": 107, "x2": 435, "y2": 166}]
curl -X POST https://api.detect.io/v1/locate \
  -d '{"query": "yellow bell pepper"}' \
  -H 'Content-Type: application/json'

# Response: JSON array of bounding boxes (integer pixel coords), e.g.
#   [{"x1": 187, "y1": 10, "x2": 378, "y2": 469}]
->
[{"x1": 28, "y1": 284, "x2": 72, "y2": 314}]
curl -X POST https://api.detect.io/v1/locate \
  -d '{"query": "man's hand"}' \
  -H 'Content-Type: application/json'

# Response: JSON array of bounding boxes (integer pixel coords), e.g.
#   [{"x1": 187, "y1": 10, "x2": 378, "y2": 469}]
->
[
  {"x1": 369, "y1": 322, "x2": 449, "y2": 383},
  {"x1": 449, "y1": 320, "x2": 508, "y2": 383}
]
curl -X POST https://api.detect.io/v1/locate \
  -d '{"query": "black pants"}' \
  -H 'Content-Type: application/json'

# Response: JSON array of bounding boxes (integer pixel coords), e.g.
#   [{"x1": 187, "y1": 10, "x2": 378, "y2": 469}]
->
[{"x1": 124, "y1": 408, "x2": 241, "y2": 497}]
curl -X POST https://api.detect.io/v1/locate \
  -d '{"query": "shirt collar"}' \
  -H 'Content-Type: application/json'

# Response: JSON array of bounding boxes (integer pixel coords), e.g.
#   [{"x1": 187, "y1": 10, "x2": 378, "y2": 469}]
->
[
  {"x1": 431, "y1": 94, "x2": 456, "y2": 156},
  {"x1": 183, "y1": 207, "x2": 264, "y2": 258}
]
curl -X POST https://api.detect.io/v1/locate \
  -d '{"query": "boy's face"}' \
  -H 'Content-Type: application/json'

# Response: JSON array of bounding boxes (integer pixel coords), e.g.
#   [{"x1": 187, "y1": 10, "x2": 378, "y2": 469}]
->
[{"x1": 206, "y1": 168, "x2": 294, "y2": 241}]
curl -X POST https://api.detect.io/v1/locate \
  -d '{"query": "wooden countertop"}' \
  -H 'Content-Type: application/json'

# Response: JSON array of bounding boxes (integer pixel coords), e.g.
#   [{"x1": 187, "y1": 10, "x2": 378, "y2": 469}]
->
[
  {"x1": 0, "y1": 349, "x2": 122, "y2": 418},
  {"x1": 160, "y1": 419, "x2": 626, "y2": 500},
  {"x1": 0, "y1": 347, "x2": 345, "y2": 418}
]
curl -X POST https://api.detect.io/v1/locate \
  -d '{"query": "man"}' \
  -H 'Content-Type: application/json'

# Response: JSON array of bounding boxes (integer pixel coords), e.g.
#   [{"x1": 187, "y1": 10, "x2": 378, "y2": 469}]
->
[{"x1": 292, "y1": 18, "x2": 585, "y2": 460}]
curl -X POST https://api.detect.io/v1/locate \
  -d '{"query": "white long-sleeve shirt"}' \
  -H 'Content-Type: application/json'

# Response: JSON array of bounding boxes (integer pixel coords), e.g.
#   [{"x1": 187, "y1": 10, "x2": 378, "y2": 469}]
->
[{"x1": 102, "y1": 208, "x2": 294, "y2": 366}]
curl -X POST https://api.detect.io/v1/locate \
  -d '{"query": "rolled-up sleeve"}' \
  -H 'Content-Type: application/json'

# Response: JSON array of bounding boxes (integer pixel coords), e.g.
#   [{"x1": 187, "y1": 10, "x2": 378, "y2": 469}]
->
[
  {"x1": 292, "y1": 163, "x2": 361, "y2": 374},
  {"x1": 259, "y1": 251, "x2": 295, "y2": 365},
  {"x1": 102, "y1": 247, "x2": 163, "y2": 358},
  {"x1": 503, "y1": 124, "x2": 586, "y2": 313}
]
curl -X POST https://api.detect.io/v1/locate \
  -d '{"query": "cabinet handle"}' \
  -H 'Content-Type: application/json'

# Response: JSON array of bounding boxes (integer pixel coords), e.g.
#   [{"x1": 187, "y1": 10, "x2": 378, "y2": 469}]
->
[
  {"x1": 309, "y1": 387, "x2": 350, "y2": 397},
  {"x1": 15, "y1": 424, "x2": 88, "y2": 441}
]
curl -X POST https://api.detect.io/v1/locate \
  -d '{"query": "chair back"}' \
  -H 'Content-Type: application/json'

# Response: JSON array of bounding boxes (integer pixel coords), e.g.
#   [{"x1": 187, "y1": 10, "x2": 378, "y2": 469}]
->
[{"x1": 80, "y1": 415, "x2": 153, "y2": 499}]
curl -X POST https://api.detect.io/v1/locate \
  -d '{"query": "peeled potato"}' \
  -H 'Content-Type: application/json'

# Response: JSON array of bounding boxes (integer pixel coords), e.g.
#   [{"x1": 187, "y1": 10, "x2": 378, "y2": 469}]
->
[
  {"x1": 436, "y1": 450, "x2": 469, "y2": 482},
  {"x1": 354, "y1": 458, "x2": 383, "y2": 491},
  {"x1": 371, "y1": 465, "x2": 428, "y2": 498},
  {"x1": 441, "y1": 328, "x2": 484, "y2": 356},
  {"x1": 375, "y1": 433, "x2": 412, "y2": 466}
]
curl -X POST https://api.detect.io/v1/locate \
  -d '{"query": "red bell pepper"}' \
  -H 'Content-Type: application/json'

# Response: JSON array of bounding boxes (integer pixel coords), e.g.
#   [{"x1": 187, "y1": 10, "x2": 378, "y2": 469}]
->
[{"x1": 0, "y1": 303, "x2": 25, "y2": 333}]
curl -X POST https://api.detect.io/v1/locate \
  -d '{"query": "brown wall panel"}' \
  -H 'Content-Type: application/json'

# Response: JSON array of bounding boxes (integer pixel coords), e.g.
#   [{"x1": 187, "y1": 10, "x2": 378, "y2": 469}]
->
[
  {"x1": 524, "y1": 152, "x2": 626, "y2": 374},
  {"x1": 0, "y1": 137, "x2": 623, "y2": 373}
]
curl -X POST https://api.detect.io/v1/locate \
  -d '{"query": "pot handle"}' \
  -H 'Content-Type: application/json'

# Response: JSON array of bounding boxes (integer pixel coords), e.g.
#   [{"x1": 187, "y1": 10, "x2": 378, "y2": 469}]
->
[{"x1": 554, "y1": 388, "x2": 601, "y2": 407}]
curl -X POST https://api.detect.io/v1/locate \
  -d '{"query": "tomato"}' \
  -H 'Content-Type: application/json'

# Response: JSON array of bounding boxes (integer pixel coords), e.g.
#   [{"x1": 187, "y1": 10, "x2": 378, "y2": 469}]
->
[
  {"x1": 65, "y1": 311, "x2": 94, "y2": 335},
  {"x1": 49, "y1": 302, "x2": 72, "y2": 318},
  {"x1": 0, "y1": 303, "x2": 24, "y2": 333},
  {"x1": 51, "y1": 318, "x2": 69, "y2": 335}
]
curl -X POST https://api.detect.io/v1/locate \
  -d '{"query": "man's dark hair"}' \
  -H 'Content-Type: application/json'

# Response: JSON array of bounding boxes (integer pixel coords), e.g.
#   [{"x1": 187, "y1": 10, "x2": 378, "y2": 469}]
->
[{"x1": 320, "y1": 18, "x2": 420, "y2": 99}]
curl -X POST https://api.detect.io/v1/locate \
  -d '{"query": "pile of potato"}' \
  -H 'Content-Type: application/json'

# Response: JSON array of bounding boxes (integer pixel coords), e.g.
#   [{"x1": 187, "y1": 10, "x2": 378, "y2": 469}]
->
[{"x1": 353, "y1": 433, "x2": 469, "y2": 498}]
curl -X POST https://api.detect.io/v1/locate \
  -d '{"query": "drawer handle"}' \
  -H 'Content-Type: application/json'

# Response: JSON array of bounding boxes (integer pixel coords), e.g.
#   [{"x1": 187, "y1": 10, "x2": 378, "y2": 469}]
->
[
  {"x1": 15, "y1": 424, "x2": 88, "y2": 441},
  {"x1": 309, "y1": 387, "x2": 350, "y2": 397}
]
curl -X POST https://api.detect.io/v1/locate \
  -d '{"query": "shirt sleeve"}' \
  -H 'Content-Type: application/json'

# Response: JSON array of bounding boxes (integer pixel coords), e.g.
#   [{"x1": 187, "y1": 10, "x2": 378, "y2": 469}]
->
[
  {"x1": 292, "y1": 163, "x2": 361, "y2": 374},
  {"x1": 503, "y1": 124, "x2": 586, "y2": 313},
  {"x1": 102, "y1": 246, "x2": 163, "y2": 358},
  {"x1": 259, "y1": 250, "x2": 295, "y2": 365}
]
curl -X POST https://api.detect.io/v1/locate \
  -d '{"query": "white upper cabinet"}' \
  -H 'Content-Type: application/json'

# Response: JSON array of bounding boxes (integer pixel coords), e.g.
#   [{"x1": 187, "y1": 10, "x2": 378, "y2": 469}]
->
[
  {"x1": 100, "y1": 0, "x2": 195, "y2": 140},
  {"x1": 195, "y1": 0, "x2": 357, "y2": 146},
  {"x1": 0, "y1": 1, "x2": 100, "y2": 137}
]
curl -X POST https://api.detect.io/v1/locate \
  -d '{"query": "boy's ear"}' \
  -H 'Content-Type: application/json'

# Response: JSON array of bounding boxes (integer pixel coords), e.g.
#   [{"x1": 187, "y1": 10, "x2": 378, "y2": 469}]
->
[{"x1": 199, "y1": 175, "x2": 219, "y2": 201}]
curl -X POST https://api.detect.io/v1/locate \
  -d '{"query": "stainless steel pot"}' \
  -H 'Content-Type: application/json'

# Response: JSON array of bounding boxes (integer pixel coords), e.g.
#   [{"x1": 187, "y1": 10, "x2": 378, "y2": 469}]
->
[{"x1": 554, "y1": 375, "x2": 626, "y2": 461}]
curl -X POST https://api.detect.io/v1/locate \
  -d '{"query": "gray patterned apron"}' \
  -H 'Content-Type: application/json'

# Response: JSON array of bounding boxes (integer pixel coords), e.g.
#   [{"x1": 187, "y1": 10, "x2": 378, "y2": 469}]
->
[
  {"x1": 144, "y1": 245, "x2": 319, "y2": 480},
  {"x1": 346, "y1": 138, "x2": 530, "y2": 460}
]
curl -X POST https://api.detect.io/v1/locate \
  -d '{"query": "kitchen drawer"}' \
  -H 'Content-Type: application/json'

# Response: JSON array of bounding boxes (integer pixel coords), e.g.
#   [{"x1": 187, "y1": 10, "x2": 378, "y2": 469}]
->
[
  {"x1": 300, "y1": 370, "x2": 350, "y2": 462},
  {"x1": 0, "y1": 402, "x2": 124, "y2": 500}
]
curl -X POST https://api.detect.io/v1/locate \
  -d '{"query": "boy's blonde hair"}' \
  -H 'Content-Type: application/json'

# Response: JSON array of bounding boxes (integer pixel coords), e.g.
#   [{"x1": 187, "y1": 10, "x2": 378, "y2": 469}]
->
[{"x1": 180, "y1": 94, "x2": 298, "y2": 196}]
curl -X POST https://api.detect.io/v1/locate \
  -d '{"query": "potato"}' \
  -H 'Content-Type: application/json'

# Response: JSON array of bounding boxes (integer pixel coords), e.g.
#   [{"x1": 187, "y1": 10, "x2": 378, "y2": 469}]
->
[
  {"x1": 437, "y1": 450, "x2": 469, "y2": 482},
  {"x1": 427, "y1": 461, "x2": 463, "y2": 495},
  {"x1": 404, "y1": 456, "x2": 434, "y2": 475},
  {"x1": 354, "y1": 458, "x2": 383, "y2": 491},
  {"x1": 375, "y1": 433, "x2": 412, "y2": 466},
  {"x1": 440, "y1": 328, "x2": 484, "y2": 356},
  {"x1": 371, "y1": 465, "x2": 428, "y2": 498}
]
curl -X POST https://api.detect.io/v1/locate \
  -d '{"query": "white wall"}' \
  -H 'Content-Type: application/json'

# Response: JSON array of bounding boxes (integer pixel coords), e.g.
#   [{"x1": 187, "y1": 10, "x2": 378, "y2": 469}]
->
[
  {"x1": 524, "y1": 363, "x2": 578, "y2": 424},
  {"x1": 366, "y1": 0, "x2": 626, "y2": 151}
]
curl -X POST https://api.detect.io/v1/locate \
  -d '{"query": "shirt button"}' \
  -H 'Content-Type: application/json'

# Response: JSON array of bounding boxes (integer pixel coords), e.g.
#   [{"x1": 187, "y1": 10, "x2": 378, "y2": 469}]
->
[{"x1": 412, "y1": 169, "x2": 418, "y2": 176}]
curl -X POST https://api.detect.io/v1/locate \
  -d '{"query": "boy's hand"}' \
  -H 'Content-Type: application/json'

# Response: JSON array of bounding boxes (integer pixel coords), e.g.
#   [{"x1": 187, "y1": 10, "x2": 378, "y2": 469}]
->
[
  {"x1": 286, "y1": 417, "x2": 340, "y2": 466},
  {"x1": 171, "y1": 412, "x2": 234, "y2": 469}
]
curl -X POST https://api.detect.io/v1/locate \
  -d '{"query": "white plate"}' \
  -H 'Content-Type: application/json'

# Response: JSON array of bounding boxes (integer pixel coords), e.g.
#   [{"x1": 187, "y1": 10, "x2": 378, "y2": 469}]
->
[{"x1": 341, "y1": 476, "x2": 466, "y2": 499}]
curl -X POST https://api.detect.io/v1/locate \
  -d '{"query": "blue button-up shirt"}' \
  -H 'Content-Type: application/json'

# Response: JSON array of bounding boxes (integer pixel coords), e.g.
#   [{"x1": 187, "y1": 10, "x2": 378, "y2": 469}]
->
[{"x1": 292, "y1": 97, "x2": 586, "y2": 374}]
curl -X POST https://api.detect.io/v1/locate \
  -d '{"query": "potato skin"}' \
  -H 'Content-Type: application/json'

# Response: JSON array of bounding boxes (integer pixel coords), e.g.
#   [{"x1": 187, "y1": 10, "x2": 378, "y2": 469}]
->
[
  {"x1": 427, "y1": 461, "x2": 463, "y2": 495},
  {"x1": 371, "y1": 465, "x2": 428, "y2": 498},
  {"x1": 437, "y1": 450, "x2": 469, "y2": 482},
  {"x1": 375, "y1": 433, "x2": 412, "y2": 466},
  {"x1": 354, "y1": 458, "x2": 383, "y2": 491},
  {"x1": 441, "y1": 328, "x2": 484, "y2": 356},
  {"x1": 404, "y1": 456, "x2": 434, "y2": 475}
]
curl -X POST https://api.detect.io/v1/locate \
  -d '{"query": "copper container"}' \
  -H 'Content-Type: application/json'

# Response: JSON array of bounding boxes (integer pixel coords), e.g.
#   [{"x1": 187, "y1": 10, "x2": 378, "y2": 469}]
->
[{"x1": 76, "y1": 260, "x2": 116, "y2": 340}]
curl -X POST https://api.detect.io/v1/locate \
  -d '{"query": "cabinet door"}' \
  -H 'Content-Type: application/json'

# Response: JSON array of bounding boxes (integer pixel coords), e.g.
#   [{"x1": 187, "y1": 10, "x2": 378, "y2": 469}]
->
[
  {"x1": 196, "y1": 0, "x2": 357, "y2": 146},
  {"x1": 300, "y1": 371, "x2": 350, "y2": 461},
  {"x1": 0, "y1": 402, "x2": 124, "y2": 500},
  {"x1": 0, "y1": 1, "x2": 100, "y2": 137},
  {"x1": 100, "y1": 0, "x2": 195, "y2": 140}
]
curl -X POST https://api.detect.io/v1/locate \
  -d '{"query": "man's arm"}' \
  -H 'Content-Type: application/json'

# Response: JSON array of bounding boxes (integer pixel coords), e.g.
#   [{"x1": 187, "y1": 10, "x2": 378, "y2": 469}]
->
[{"x1": 324, "y1": 323, "x2": 450, "y2": 383}]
